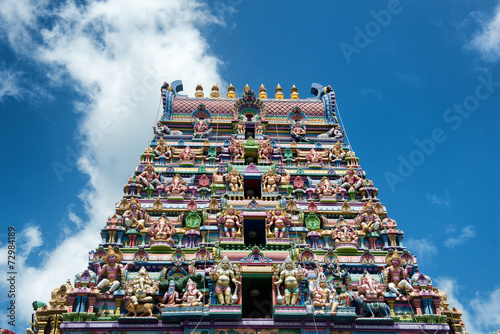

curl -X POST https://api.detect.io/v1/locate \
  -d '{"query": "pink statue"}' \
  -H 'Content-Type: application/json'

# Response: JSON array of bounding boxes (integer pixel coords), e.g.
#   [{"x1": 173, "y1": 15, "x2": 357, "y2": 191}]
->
[
  {"x1": 166, "y1": 174, "x2": 187, "y2": 197},
  {"x1": 93, "y1": 246, "x2": 133, "y2": 294},
  {"x1": 356, "y1": 200, "x2": 381, "y2": 234},
  {"x1": 159, "y1": 280, "x2": 181, "y2": 308},
  {"x1": 123, "y1": 198, "x2": 149, "y2": 247},
  {"x1": 255, "y1": 122, "x2": 265, "y2": 135},
  {"x1": 306, "y1": 148, "x2": 323, "y2": 166},
  {"x1": 266, "y1": 206, "x2": 288, "y2": 238},
  {"x1": 331, "y1": 218, "x2": 358, "y2": 244},
  {"x1": 193, "y1": 118, "x2": 212, "y2": 138},
  {"x1": 315, "y1": 177, "x2": 336, "y2": 197},
  {"x1": 385, "y1": 251, "x2": 414, "y2": 298},
  {"x1": 219, "y1": 206, "x2": 242, "y2": 238},
  {"x1": 358, "y1": 271, "x2": 384, "y2": 300},
  {"x1": 148, "y1": 214, "x2": 175, "y2": 244},
  {"x1": 228, "y1": 138, "x2": 245, "y2": 162},
  {"x1": 181, "y1": 279, "x2": 203, "y2": 306},
  {"x1": 258, "y1": 139, "x2": 273, "y2": 161},
  {"x1": 138, "y1": 164, "x2": 162, "y2": 190},
  {"x1": 341, "y1": 166, "x2": 361, "y2": 191},
  {"x1": 179, "y1": 146, "x2": 195, "y2": 163},
  {"x1": 154, "y1": 137, "x2": 172, "y2": 159}
]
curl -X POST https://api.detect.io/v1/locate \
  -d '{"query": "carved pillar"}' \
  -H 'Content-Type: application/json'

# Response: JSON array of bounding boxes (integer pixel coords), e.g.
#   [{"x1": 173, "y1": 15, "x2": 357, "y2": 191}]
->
[
  {"x1": 386, "y1": 299, "x2": 396, "y2": 317},
  {"x1": 115, "y1": 297, "x2": 123, "y2": 315},
  {"x1": 88, "y1": 296, "x2": 96, "y2": 313},
  {"x1": 67, "y1": 295, "x2": 76, "y2": 313},
  {"x1": 412, "y1": 298, "x2": 422, "y2": 315}
]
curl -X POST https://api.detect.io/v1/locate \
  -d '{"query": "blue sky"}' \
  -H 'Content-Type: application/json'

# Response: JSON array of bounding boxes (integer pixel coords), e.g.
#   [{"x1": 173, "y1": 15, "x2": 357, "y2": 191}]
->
[{"x1": 0, "y1": 0, "x2": 499, "y2": 333}]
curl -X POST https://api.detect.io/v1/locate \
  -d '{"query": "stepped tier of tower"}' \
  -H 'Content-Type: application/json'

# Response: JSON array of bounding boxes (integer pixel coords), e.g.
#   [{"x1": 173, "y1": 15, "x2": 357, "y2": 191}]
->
[{"x1": 28, "y1": 81, "x2": 466, "y2": 334}]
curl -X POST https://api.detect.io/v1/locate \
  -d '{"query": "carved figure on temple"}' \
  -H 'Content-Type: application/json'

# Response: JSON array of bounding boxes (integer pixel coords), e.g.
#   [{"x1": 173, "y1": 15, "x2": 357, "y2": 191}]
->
[
  {"x1": 329, "y1": 141, "x2": 345, "y2": 167},
  {"x1": 226, "y1": 169, "x2": 243, "y2": 192},
  {"x1": 358, "y1": 271, "x2": 384, "y2": 300},
  {"x1": 345, "y1": 150, "x2": 358, "y2": 166},
  {"x1": 159, "y1": 280, "x2": 181, "y2": 308},
  {"x1": 359, "y1": 178, "x2": 378, "y2": 200},
  {"x1": 153, "y1": 121, "x2": 168, "y2": 138},
  {"x1": 123, "y1": 198, "x2": 149, "y2": 247},
  {"x1": 209, "y1": 256, "x2": 241, "y2": 304},
  {"x1": 266, "y1": 206, "x2": 288, "y2": 238},
  {"x1": 317, "y1": 126, "x2": 344, "y2": 139},
  {"x1": 181, "y1": 279, "x2": 203, "y2": 306},
  {"x1": 106, "y1": 214, "x2": 121, "y2": 244},
  {"x1": 255, "y1": 122, "x2": 265, "y2": 135},
  {"x1": 123, "y1": 267, "x2": 159, "y2": 317},
  {"x1": 306, "y1": 148, "x2": 323, "y2": 166},
  {"x1": 263, "y1": 169, "x2": 281, "y2": 193},
  {"x1": 290, "y1": 120, "x2": 307, "y2": 141},
  {"x1": 274, "y1": 256, "x2": 305, "y2": 305},
  {"x1": 385, "y1": 251, "x2": 414, "y2": 298},
  {"x1": 356, "y1": 201, "x2": 381, "y2": 234},
  {"x1": 94, "y1": 246, "x2": 132, "y2": 294},
  {"x1": 179, "y1": 146, "x2": 196, "y2": 163},
  {"x1": 315, "y1": 177, "x2": 336, "y2": 197},
  {"x1": 219, "y1": 205, "x2": 243, "y2": 237},
  {"x1": 138, "y1": 164, "x2": 162, "y2": 190},
  {"x1": 341, "y1": 166, "x2": 361, "y2": 192},
  {"x1": 236, "y1": 120, "x2": 246, "y2": 134},
  {"x1": 258, "y1": 138, "x2": 273, "y2": 161},
  {"x1": 148, "y1": 214, "x2": 175, "y2": 244},
  {"x1": 228, "y1": 138, "x2": 245, "y2": 162},
  {"x1": 311, "y1": 272, "x2": 338, "y2": 314},
  {"x1": 166, "y1": 174, "x2": 187, "y2": 197},
  {"x1": 193, "y1": 118, "x2": 212, "y2": 138},
  {"x1": 154, "y1": 137, "x2": 172, "y2": 159},
  {"x1": 331, "y1": 218, "x2": 358, "y2": 244}
]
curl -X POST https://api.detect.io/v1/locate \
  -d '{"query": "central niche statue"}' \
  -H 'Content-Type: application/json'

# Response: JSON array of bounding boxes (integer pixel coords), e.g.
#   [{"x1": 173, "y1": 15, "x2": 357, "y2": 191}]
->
[
  {"x1": 165, "y1": 174, "x2": 187, "y2": 198},
  {"x1": 192, "y1": 117, "x2": 212, "y2": 138},
  {"x1": 219, "y1": 205, "x2": 243, "y2": 238},
  {"x1": 258, "y1": 138, "x2": 273, "y2": 162},
  {"x1": 209, "y1": 256, "x2": 241, "y2": 304},
  {"x1": 148, "y1": 213, "x2": 175, "y2": 245},
  {"x1": 123, "y1": 267, "x2": 159, "y2": 317},
  {"x1": 273, "y1": 256, "x2": 306, "y2": 305},
  {"x1": 262, "y1": 169, "x2": 281, "y2": 193},
  {"x1": 311, "y1": 272, "x2": 338, "y2": 314},
  {"x1": 228, "y1": 137, "x2": 245, "y2": 162},
  {"x1": 266, "y1": 206, "x2": 288, "y2": 239}
]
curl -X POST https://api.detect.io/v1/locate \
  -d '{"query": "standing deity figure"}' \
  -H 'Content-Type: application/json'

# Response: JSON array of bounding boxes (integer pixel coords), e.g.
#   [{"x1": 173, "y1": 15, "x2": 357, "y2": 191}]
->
[
  {"x1": 306, "y1": 148, "x2": 323, "y2": 166},
  {"x1": 356, "y1": 200, "x2": 381, "y2": 234},
  {"x1": 341, "y1": 166, "x2": 362, "y2": 191},
  {"x1": 148, "y1": 214, "x2": 175, "y2": 244},
  {"x1": 274, "y1": 256, "x2": 306, "y2": 305},
  {"x1": 226, "y1": 169, "x2": 243, "y2": 192},
  {"x1": 359, "y1": 178, "x2": 378, "y2": 200},
  {"x1": 228, "y1": 138, "x2": 245, "y2": 162},
  {"x1": 255, "y1": 122, "x2": 265, "y2": 135},
  {"x1": 138, "y1": 164, "x2": 162, "y2": 189},
  {"x1": 267, "y1": 206, "x2": 288, "y2": 238},
  {"x1": 166, "y1": 174, "x2": 187, "y2": 197},
  {"x1": 312, "y1": 272, "x2": 338, "y2": 314},
  {"x1": 385, "y1": 251, "x2": 414, "y2": 297},
  {"x1": 209, "y1": 256, "x2": 241, "y2": 305},
  {"x1": 345, "y1": 150, "x2": 358, "y2": 166},
  {"x1": 123, "y1": 198, "x2": 149, "y2": 247},
  {"x1": 159, "y1": 280, "x2": 181, "y2": 308},
  {"x1": 290, "y1": 120, "x2": 307, "y2": 141},
  {"x1": 179, "y1": 146, "x2": 196, "y2": 163},
  {"x1": 181, "y1": 279, "x2": 203, "y2": 306},
  {"x1": 154, "y1": 137, "x2": 172, "y2": 159},
  {"x1": 94, "y1": 246, "x2": 132, "y2": 294},
  {"x1": 219, "y1": 205, "x2": 243, "y2": 238},
  {"x1": 315, "y1": 176, "x2": 336, "y2": 197},
  {"x1": 236, "y1": 120, "x2": 246, "y2": 134},
  {"x1": 258, "y1": 139, "x2": 274, "y2": 161},
  {"x1": 263, "y1": 169, "x2": 281, "y2": 193},
  {"x1": 329, "y1": 141, "x2": 346, "y2": 167}
]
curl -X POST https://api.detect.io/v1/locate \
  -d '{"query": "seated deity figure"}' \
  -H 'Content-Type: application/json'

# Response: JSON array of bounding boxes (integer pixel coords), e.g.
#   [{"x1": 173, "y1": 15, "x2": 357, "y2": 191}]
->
[
  {"x1": 385, "y1": 251, "x2": 414, "y2": 298},
  {"x1": 94, "y1": 246, "x2": 133, "y2": 294},
  {"x1": 290, "y1": 120, "x2": 307, "y2": 141},
  {"x1": 255, "y1": 122, "x2": 265, "y2": 135},
  {"x1": 166, "y1": 174, "x2": 187, "y2": 197},
  {"x1": 306, "y1": 148, "x2": 323, "y2": 166},
  {"x1": 154, "y1": 137, "x2": 172, "y2": 159},
  {"x1": 226, "y1": 169, "x2": 243, "y2": 192},
  {"x1": 329, "y1": 141, "x2": 345, "y2": 167},
  {"x1": 267, "y1": 206, "x2": 288, "y2": 238},
  {"x1": 315, "y1": 177, "x2": 336, "y2": 197},
  {"x1": 358, "y1": 271, "x2": 384, "y2": 300},
  {"x1": 193, "y1": 118, "x2": 212, "y2": 138},
  {"x1": 181, "y1": 279, "x2": 203, "y2": 306},
  {"x1": 219, "y1": 206, "x2": 243, "y2": 238},
  {"x1": 148, "y1": 214, "x2": 175, "y2": 244},
  {"x1": 159, "y1": 280, "x2": 181, "y2": 308},
  {"x1": 345, "y1": 150, "x2": 358, "y2": 166},
  {"x1": 356, "y1": 200, "x2": 381, "y2": 234},
  {"x1": 123, "y1": 198, "x2": 149, "y2": 247},
  {"x1": 279, "y1": 170, "x2": 291, "y2": 185},
  {"x1": 274, "y1": 256, "x2": 306, "y2": 305},
  {"x1": 138, "y1": 164, "x2": 162, "y2": 190},
  {"x1": 312, "y1": 273, "x2": 338, "y2": 314},
  {"x1": 331, "y1": 218, "x2": 358, "y2": 244},
  {"x1": 236, "y1": 120, "x2": 246, "y2": 134},
  {"x1": 341, "y1": 166, "x2": 362, "y2": 191},
  {"x1": 359, "y1": 178, "x2": 378, "y2": 200},
  {"x1": 179, "y1": 146, "x2": 196, "y2": 163},
  {"x1": 153, "y1": 121, "x2": 168, "y2": 138},
  {"x1": 263, "y1": 169, "x2": 281, "y2": 193},
  {"x1": 228, "y1": 138, "x2": 245, "y2": 162},
  {"x1": 125, "y1": 267, "x2": 159, "y2": 306},
  {"x1": 258, "y1": 139, "x2": 273, "y2": 161},
  {"x1": 209, "y1": 256, "x2": 241, "y2": 305}
]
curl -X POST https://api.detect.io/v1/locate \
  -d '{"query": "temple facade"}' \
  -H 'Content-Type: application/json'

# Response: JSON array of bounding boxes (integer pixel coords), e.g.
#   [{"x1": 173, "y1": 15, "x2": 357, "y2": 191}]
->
[{"x1": 29, "y1": 81, "x2": 467, "y2": 334}]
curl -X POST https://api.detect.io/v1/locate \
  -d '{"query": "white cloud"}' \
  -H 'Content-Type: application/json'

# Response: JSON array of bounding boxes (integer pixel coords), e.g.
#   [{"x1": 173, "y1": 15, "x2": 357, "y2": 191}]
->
[
  {"x1": 0, "y1": 66, "x2": 22, "y2": 101},
  {"x1": 426, "y1": 192, "x2": 451, "y2": 208},
  {"x1": 469, "y1": 2, "x2": 500, "y2": 61},
  {"x1": 18, "y1": 225, "x2": 43, "y2": 257},
  {"x1": 444, "y1": 225, "x2": 476, "y2": 248},
  {"x1": 0, "y1": 0, "x2": 226, "y2": 331},
  {"x1": 405, "y1": 238, "x2": 438, "y2": 264}
]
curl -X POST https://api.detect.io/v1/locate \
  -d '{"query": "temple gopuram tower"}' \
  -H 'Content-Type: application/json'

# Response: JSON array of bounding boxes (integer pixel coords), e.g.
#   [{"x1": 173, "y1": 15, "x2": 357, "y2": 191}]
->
[{"x1": 29, "y1": 80, "x2": 467, "y2": 334}]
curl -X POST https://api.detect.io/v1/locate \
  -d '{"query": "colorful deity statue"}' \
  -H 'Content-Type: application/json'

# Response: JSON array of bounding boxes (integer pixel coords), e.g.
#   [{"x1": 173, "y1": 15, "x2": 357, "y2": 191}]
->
[
  {"x1": 358, "y1": 271, "x2": 384, "y2": 300},
  {"x1": 226, "y1": 169, "x2": 243, "y2": 192},
  {"x1": 236, "y1": 120, "x2": 246, "y2": 134},
  {"x1": 356, "y1": 200, "x2": 381, "y2": 235},
  {"x1": 159, "y1": 280, "x2": 181, "y2": 308},
  {"x1": 154, "y1": 137, "x2": 172, "y2": 159},
  {"x1": 345, "y1": 150, "x2": 358, "y2": 166},
  {"x1": 255, "y1": 122, "x2": 265, "y2": 135},
  {"x1": 274, "y1": 256, "x2": 306, "y2": 305},
  {"x1": 266, "y1": 206, "x2": 288, "y2": 238},
  {"x1": 329, "y1": 141, "x2": 345, "y2": 167},
  {"x1": 290, "y1": 120, "x2": 307, "y2": 141},
  {"x1": 123, "y1": 198, "x2": 149, "y2": 247},
  {"x1": 341, "y1": 166, "x2": 362, "y2": 192},
  {"x1": 179, "y1": 146, "x2": 196, "y2": 163},
  {"x1": 331, "y1": 218, "x2": 359, "y2": 244},
  {"x1": 148, "y1": 214, "x2": 175, "y2": 244},
  {"x1": 138, "y1": 164, "x2": 163, "y2": 192},
  {"x1": 181, "y1": 279, "x2": 203, "y2": 306},
  {"x1": 263, "y1": 169, "x2": 281, "y2": 193},
  {"x1": 385, "y1": 251, "x2": 414, "y2": 298},
  {"x1": 359, "y1": 178, "x2": 378, "y2": 200},
  {"x1": 123, "y1": 267, "x2": 159, "y2": 317},
  {"x1": 228, "y1": 138, "x2": 245, "y2": 162},
  {"x1": 94, "y1": 246, "x2": 133, "y2": 294},
  {"x1": 153, "y1": 121, "x2": 168, "y2": 138},
  {"x1": 166, "y1": 174, "x2": 187, "y2": 197},
  {"x1": 312, "y1": 272, "x2": 338, "y2": 314},
  {"x1": 306, "y1": 148, "x2": 323, "y2": 166},
  {"x1": 193, "y1": 118, "x2": 212, "y2": 138},
  {"x1": 258, "y1": 138, "x2": 273, "y2": 161},
  {"x1": 209, "y1": 256, "x2": 241, "y2": 304},
  {"x1": 219, "y1": 205, "x2": 243, "y2": 237},
  {"x1": 315, "y1": 176, "x2": 336, "y2": 197}
]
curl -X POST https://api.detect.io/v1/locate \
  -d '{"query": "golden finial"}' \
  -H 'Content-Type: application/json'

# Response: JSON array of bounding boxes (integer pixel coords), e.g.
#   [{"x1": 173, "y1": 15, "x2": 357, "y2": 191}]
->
[
  {"x1": 290, "y1": 84, "x2": 299, "y2": 99},
  {"x1": 227, "y1": 83, "x2": 236, "y2": 98},
  {"x1": 259, "y1": 84, "x2": 267, "y2": 99},
  {"x1": 195, "y1": 83, "x2": 204, "y2": 98},
  {"x1": 210, "y1": 84, "x2": 220, "y2": 98},
  {"x1": 244, "y1": 84, "x2": 250, "y2": 92},
  {"x1": 275, "y1": 84, "x2": 284, "y2": 99}
]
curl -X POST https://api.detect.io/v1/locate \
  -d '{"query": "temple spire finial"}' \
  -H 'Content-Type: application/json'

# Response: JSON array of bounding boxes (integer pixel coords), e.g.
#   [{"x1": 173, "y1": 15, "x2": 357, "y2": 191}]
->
[
  {"x1": 290, "y1": 84, "x2": 299, "y2": 99},
  {"x1": 275, "y1": 84, "x2": 284, "y2": 99},
  {"x1": 195, "y1": 83, "x2": 204, "y2": 98},
  {"x1": 227, "y1": 83, "x2": 236, "y2": 98},
  {"x1": 259, "y1": 84, "x2": 267, "y2": 99},
  {"x1": 210, "y1": 84, "x2": 220, "y2": 98}
]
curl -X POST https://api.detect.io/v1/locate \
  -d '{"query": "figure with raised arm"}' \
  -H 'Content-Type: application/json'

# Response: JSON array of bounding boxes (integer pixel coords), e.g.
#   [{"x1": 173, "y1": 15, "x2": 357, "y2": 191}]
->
[{"x1": 94, "y1": 246, "x2": 133, "y2": 294}]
